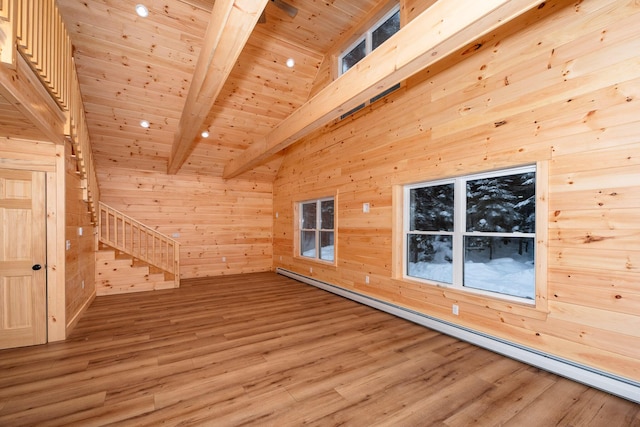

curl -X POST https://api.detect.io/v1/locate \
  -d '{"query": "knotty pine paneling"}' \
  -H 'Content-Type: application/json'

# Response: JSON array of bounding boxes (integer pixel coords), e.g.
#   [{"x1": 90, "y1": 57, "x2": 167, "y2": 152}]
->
[
  {"x1": 0, "y1": 94, "x2": 48, "y2": 141},
  {"x1": 273, "y1": 0, "x2": 640, "y2": 382},
  {"x1": 65, "y1": 141, "x2": 96, "y2": 327},
  {"x1": 98, "y1": 167, "x2": 273, "y2": 278}
]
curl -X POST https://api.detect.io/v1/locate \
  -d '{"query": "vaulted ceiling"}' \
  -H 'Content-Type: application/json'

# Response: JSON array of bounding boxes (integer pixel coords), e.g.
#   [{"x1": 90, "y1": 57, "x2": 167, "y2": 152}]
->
[{"x1": 54, "y1": 0, "x2": 387, "y2": 180}]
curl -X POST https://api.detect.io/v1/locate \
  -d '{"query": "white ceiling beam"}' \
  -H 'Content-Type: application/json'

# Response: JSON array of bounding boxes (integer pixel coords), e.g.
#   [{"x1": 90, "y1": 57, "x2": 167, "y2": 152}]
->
[
  {"x1": 223, "y1": 0, "x2": 546, "y2": 179},
  {"x1": 168, "y1": 0, "x2": 269, "y2": 174}
]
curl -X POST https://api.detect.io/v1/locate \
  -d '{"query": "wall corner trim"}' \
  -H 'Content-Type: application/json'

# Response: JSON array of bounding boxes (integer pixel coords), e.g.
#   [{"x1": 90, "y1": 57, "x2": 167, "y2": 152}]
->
[{"x1": 276, "y1": 268, "x2": 640, "y2": 404}]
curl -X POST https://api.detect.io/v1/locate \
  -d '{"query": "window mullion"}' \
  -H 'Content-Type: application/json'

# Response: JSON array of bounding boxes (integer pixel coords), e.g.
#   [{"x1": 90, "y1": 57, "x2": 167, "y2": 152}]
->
[
  {"x1": 316, "y1": 200, "x2": 321, "y2": 260},
  {"x1": 453, "y1": 178, "x2": 466, "y2": 289}
]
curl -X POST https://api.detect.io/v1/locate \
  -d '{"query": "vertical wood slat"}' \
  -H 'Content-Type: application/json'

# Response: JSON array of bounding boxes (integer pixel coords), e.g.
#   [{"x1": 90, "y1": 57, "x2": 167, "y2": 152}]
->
[
  {"x1": 0, "y1": 0, "x2": 9, "y2": 19},
  {"x1": 37, "y1": 0, "x2": 44, "y2": 71},
  {"x1": 34, "y1": 0, "x2": 41, "y2": 68},
  {"x1": 16, "y1": 0, "x2": 33, "y2": 60},
  {"x1": 173, "y1": 244, "x2": 180, "y2": 287},
  {"x1": 47, "y1": 1, "x2": 54, "y2": 87},
  {"x1": 98, "y1": 202, "x2": 180, "y2": 287}
]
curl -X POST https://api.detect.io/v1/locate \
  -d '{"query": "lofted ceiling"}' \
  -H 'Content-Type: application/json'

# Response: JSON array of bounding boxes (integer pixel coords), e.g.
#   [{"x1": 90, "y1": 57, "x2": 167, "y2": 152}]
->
[{"x1": 53, "y1": 0, "x2": 387, "y2": 180}]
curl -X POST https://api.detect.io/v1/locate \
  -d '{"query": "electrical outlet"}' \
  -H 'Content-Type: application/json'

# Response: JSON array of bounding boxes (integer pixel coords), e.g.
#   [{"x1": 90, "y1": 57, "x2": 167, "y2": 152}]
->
[
  {"x1": 78, "y1": 227, "x2": 83, "y2": 236},
  {"x1": 452, "y1": 304, "x2": 459, "y2": 316},
  {"x1": 66, "y1": 240, "x2": 71, "y2": 250},
  {"x1": 81, "y1": 280, "x2": 85, "y2": 289},
  {"x1": 310, "y1": 267, "x2": 313, "y2": 273},
  {"x1": 363, "y1": 202, "x2": 370, "y2": 213},
  {"x1": 222, "y1": 256, "x2": 226, "y2": 262},
  {"x1": 365, "y1": 275, "x2": 370, "y2": 284}
]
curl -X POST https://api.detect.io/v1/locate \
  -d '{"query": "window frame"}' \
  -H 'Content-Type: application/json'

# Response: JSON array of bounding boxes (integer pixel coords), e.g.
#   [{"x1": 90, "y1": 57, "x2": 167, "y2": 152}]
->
[
  {"x1": 338, "y1": 5, "x2": 401, "y2": 77},
  {"x1": 337, "y1": 4, "x2": 401, "y2": 119},
  {"x1": 296, "y1": 196, "x2": 336, "y2": 265},
  {"x1": 403, "y1": 165, "x2": 540, "y2": 305}
]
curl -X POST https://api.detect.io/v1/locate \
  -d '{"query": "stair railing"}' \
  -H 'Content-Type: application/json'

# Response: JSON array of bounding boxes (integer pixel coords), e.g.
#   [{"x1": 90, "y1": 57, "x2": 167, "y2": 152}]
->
[{"x1": 98, "y1": 202, "x2": 180, "y2": 287}]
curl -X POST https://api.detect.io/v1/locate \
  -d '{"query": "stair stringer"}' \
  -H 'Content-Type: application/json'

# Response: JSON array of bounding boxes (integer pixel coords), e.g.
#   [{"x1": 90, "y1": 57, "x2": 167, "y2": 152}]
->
[{"x1": 95, "y1": 247, "x2": 175, "y2": 296}]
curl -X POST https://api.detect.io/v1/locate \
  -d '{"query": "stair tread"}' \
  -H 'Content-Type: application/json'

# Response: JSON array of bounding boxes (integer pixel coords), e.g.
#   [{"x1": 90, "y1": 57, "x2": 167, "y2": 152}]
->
[{"x1": 95, "y1": 243, "x2": 177, "y2": 295}]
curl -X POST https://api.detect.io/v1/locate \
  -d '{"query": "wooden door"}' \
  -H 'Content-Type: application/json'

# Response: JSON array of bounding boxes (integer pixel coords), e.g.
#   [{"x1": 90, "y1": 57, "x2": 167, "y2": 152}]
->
[{"x1": 0, "y1": 169, "x2": 47, "y2": 349}]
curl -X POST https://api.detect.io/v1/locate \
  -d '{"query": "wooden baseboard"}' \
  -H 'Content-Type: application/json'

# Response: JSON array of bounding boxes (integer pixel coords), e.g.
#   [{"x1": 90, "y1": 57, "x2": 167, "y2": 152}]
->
[{"x1": 65, "y1": 289, "x2": 96, "y2": 337}]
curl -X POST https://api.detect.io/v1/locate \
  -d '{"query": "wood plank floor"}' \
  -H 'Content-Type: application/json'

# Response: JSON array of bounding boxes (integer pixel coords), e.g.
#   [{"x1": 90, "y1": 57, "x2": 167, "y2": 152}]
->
[{"x1": 0, "y1": 272, "x2": 638, "y2": 426}]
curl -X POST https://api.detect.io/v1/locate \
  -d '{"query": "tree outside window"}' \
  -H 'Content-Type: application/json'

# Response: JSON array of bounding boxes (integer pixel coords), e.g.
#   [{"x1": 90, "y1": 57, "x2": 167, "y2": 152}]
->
[
  {"x1": 405, "y1": 166, "x2": 536, "y2": 301},
  {"x1": 300, "y1": 198, "x2": 335, "y2": 262},
  {"x1": 338, "y1": 5, "x2": 401, "y2": 119}
]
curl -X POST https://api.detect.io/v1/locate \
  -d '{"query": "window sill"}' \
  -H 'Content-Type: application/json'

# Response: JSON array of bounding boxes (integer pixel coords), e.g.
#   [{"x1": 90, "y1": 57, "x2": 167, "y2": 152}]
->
[
  {"x1": 399, "y1": 276, "x2": 549, "y2": 321},
  {"x1": 292, "y1": 255, "x2": 338, "y2": 270}
]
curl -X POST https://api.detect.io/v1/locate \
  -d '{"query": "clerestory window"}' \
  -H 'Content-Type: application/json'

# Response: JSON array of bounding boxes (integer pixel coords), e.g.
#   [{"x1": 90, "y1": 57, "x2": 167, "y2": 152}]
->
[{"x1": 338, "y1": 5, "x2": 401, "y2": 119}]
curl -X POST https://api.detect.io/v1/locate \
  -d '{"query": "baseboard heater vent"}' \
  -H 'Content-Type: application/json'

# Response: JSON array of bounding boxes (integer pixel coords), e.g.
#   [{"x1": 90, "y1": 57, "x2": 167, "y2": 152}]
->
[{"x1": 276, "y1": 268, "x2": 640, "y2": 404}]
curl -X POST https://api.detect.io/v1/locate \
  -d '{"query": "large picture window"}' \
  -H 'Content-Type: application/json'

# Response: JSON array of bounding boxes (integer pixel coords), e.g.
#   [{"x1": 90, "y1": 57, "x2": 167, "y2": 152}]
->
[
  {"x1": 405, "y1": 166, "x2": 537, "y2": 302},
  {"x1": 299, "y1": 197, "x2": 335, "y2": 262}
]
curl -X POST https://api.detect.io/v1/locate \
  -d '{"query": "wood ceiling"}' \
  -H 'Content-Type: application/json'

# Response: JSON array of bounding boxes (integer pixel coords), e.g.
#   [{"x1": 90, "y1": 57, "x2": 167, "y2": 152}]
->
[{"x1": 53, "y1": 0, "x2": 387, "y2": 180}]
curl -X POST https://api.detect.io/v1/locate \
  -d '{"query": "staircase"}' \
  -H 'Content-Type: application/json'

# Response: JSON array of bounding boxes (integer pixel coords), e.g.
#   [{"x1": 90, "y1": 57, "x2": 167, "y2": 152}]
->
[
  {"x1": 96, "y1": 202, "x2": 180, "y2": 295},
  {"x1": 95, "y1": 248, "x2": 177, "y2": 295}
]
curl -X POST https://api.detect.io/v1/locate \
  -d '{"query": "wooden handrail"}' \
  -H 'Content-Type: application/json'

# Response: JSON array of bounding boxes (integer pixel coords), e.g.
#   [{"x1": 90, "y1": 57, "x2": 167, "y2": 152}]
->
[{"x1": 98, "y1": 202, "x2": 180, "y2": 288}]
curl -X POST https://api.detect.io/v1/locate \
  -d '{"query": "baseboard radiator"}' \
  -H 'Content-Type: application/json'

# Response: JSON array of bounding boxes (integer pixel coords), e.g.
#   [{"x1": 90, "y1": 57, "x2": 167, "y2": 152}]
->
[{"x1": 276, "y1": 268, "x2": 640, "y2": 404}]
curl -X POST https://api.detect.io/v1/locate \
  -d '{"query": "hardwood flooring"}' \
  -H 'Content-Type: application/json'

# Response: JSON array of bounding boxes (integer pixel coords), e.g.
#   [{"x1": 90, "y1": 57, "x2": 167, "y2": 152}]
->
[{"x1": 0, "y1": 272, "x2": 638, "y2": 426}]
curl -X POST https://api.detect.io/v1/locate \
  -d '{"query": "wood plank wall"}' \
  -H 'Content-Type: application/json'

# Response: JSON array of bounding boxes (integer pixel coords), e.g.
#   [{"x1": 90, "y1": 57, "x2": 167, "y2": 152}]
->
[
  {"x1": 273, "y1": 0, "x2": 640, "y2": 382},
  {"x1": 65, "y1": 140, "x2": 95, "y2": 329},
  {"x1": 98, "y1": 168, "x2": 273, "y2": 279}
]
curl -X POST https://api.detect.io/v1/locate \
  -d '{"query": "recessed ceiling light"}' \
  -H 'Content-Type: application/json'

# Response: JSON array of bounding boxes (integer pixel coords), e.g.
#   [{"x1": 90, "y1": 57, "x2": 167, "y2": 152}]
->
[
  {"x1": 201, "y1": 130, "x2": 210, "y2": 138},
  {"x1": 140, "y1": 120, "x2": 150, "y2": 128},
  {"x1": 135, "y1": 4, "x2": 149, "y2": 18},
  {"x1": 286, "y1": 58, "x2": 295, "y2": 68}
]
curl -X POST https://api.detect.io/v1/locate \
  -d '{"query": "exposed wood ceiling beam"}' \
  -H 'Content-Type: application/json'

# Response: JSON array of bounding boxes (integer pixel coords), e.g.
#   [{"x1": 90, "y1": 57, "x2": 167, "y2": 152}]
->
[
  {"x1": 168, "y1": 0, "x2": 269, "y2": 174},
  {"x1": 223, "y1": 0, "x2": 546, "y2": 179}
]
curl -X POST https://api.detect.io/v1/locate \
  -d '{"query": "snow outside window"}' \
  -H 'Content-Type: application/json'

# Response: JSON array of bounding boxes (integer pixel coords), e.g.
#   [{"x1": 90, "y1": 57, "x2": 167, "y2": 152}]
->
[
  {"x1": 405, "y1": 166, "x2": 536, "y2": 302},
  {"x1": 300, "y1": 197, "x2": 335, "y2": 262},
  {"x1": 338, "y1": 5, "x2": 401, "y2": 119}
]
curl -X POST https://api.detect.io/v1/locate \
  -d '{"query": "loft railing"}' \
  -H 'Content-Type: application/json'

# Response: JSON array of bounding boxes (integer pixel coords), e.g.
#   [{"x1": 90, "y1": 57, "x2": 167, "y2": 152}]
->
[
  {"x1": 98, "y1": 202, "x2": 181, "y2": 288},
  {"x1": 15, "y1": 0, "x2": 71, "y2": 110},
  {"x1": 0, "y1": 0, "x2": 100, "y2": 222},
  {"x1": 67, "y1": 60, "x2": 100, "y2": 222}
]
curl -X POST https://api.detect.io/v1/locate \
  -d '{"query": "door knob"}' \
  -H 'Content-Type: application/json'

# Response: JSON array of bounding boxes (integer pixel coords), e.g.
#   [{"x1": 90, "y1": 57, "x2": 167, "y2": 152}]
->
[{"x1": 32, "y1": 264, "x2": 42, "y2": 271}]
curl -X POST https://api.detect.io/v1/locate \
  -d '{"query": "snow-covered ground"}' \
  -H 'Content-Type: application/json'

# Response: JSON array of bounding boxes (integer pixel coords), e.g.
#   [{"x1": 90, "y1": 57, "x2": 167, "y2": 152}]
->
[
  {"x1": 408, "y1": 256, "x2": 534, "y2": 299},
  {"x1": 305, "y1": 243, "x2": 535, "y2": 300},
  {"x1": 302, "y1": 245, "x2": 334, "y2": 261},
  {"x1": 408, "y1": 239, "x2": 535, "y2": 299}
]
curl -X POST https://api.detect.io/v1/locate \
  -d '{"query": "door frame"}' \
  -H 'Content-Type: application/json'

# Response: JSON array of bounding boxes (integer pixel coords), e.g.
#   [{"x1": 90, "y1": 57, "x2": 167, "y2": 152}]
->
[
  {"x1": 0, "y1": 137, "x2": 66, "y2": 342},
  {"x1": 0, "y1": 168, "x2": 47, "y2": 347}
]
